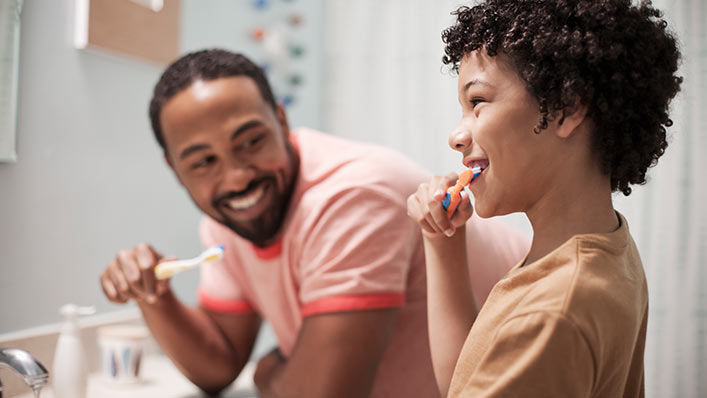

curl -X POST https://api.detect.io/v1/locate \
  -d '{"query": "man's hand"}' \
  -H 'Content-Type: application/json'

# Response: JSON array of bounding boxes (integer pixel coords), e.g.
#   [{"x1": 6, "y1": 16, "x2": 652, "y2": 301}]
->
[
  {"x1": 100, "y1": 243, "x2": 171, "y2": 304},
  {"x1": 254, "y1": 347, "x2": 286, "y2": 392},
  {"x1": 407, "y1": 173, "x2": 474, "y2": 239}
]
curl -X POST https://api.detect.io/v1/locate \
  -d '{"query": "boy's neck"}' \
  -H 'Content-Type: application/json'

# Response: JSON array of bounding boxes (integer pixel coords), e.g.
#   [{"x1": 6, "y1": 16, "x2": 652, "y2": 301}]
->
[{"x1": 524, "y1": 169, "x2": 619, "y2": 266}]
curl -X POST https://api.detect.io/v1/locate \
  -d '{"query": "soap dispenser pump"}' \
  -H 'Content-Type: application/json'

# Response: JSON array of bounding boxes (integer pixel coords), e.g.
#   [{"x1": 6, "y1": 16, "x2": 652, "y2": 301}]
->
[{"x1": 52, "y1": 304, "x2": 95, "y2": 398}]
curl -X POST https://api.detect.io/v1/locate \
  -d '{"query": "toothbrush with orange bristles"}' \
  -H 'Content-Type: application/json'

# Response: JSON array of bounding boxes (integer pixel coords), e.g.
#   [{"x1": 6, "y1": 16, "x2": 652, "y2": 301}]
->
[{"x1": 441, "y1": 166, "x2": 482, "y2": 217}]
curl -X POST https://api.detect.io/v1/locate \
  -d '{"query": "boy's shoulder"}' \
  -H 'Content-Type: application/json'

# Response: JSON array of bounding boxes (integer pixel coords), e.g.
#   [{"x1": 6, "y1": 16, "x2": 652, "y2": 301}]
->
[{"x1": 516, "y1": 218, "x2": 645, "y2": 324}]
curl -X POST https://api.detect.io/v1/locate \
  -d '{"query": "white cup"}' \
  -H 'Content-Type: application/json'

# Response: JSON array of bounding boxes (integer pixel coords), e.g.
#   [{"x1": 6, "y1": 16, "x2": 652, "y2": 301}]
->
[{"x1": 97, "y1": 325, "x2": 149, "y2": 384}]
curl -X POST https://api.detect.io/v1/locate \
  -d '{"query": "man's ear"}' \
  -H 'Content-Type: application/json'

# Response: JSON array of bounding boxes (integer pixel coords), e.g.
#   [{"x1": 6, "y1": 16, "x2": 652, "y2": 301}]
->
[
  {"x1": 275, "y1": 103, "x2": 291, "y2": 138},
  {"x1": 555, "y1": 99, "x2": 589, "y2": 138}
]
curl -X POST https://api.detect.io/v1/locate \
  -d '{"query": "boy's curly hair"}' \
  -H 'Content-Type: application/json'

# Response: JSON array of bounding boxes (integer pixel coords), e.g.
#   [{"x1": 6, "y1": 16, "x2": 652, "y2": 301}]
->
[{"x1": 442, "y1": 0, "x2": 682, "y2": 195}]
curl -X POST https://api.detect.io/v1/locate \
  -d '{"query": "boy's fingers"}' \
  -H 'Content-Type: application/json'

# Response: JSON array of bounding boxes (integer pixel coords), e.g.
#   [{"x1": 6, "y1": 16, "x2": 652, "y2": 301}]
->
[
  {"x1": 451, "y1": 191, "x2": 474, "y2": 227},
  {"x1": 428, "y1": 196, "x2": 453, "y2": 235},
  {"x1": 419, "y1": 219, "x2": 439, "y2": 235}
]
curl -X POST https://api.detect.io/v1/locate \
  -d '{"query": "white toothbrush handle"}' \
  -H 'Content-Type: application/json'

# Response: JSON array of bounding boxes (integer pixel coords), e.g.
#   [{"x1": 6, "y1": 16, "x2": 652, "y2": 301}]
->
[
  {"x1": 154, "y1": 258, "x2": 198, "y2": 280},
  {"x1": 154, "y1": 246, "x2": 224, "y2": 280}
]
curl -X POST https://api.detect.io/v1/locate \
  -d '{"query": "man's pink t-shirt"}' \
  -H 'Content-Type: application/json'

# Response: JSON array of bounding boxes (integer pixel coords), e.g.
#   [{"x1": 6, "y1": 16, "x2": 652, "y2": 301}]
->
[{"x1": 198, "y1": 128, "x2": 528, "y2": 397}]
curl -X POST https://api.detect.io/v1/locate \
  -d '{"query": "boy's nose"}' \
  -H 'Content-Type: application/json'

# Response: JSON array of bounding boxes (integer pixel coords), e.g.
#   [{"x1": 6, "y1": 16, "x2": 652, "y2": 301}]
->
[{"x1": 448, "y1": 128, "x2": 472, "y2": 152}]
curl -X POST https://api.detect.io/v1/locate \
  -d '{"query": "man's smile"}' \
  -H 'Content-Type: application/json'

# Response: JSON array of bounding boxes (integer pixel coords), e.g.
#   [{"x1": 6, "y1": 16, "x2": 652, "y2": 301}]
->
[{"x1": 224, "y1": 183, "x2": 267, "y2": 211}]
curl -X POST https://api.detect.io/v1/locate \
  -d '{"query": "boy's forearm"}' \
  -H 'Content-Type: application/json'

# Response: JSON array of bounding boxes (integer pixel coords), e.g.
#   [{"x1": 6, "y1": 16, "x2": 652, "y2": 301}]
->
[
  {"x1": 423, "y1": 228, "x2": 477, "y2": 396},
  {"x1": 138, "y1": 291, "x2": 242, "y2": 394}
]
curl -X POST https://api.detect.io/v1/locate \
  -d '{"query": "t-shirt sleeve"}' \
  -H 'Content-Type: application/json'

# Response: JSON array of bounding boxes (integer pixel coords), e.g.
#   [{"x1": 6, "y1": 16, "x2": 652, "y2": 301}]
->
[
  {"x1": 297, "y1": 187, "x2": 416, "y2": 317},
  {"x1": 197, "y1": 217, "x2": 254, "y2": 314},
  {"x1": 457, "y1": 311, "x2": 595, "y2": 397}
]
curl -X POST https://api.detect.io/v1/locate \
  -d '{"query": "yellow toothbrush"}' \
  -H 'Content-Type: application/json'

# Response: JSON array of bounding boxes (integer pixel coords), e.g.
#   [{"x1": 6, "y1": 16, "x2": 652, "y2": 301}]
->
[{"x1": 154, "y1": 245, "x2": 224, "y2": 280}]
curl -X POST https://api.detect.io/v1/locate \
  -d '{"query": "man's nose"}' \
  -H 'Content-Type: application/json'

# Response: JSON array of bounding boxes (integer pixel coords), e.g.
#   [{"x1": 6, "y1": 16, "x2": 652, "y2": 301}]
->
[
  {"x1": 222, "y1": 157, "x2": 257, "y2": 191},
  {"x1": 448, "y1": 127, "x2": 472, "y2": 152}
]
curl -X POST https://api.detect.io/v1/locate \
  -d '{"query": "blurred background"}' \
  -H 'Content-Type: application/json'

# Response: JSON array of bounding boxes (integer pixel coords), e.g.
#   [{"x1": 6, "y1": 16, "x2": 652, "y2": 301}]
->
[{"x1": 0, "y1": 1, "x2": 704, "y2": 397}]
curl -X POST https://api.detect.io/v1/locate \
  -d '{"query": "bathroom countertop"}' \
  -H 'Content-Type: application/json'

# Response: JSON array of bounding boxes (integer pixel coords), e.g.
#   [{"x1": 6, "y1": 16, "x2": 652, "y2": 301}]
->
[{"x1": 16, "y1": 355, "x2": 257, "y2": 398}]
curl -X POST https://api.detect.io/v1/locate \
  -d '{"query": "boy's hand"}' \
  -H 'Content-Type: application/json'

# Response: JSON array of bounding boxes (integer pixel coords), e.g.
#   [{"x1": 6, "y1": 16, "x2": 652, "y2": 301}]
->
[
  {"x1": 100, "y1": 243, "x2": 171, "y2": 304},
  {"x1": 407, "y1": 173, "x2": 474, "y2": 238}
]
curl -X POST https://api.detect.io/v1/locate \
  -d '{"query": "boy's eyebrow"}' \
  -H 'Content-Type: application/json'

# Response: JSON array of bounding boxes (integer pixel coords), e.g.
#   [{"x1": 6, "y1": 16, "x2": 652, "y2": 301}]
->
[{"x1": 463, "y1": 78, "x2": 493, "y2": 91}]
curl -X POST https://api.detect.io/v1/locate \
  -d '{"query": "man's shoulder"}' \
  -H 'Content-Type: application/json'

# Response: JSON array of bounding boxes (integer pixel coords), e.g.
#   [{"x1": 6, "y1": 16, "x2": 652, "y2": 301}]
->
[{"x1": 294, "y1": 128, "x2": 431, "y2": 196}]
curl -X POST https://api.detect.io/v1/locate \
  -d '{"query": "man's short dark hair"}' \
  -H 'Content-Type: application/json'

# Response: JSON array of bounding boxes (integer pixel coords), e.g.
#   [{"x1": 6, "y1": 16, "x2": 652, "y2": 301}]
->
[
  {"x1": 442, "y1": 0, "x2": 683, "y2": 195},
  {"x1": 149, "y1": 49, "x2": 277, "y2": 151}
]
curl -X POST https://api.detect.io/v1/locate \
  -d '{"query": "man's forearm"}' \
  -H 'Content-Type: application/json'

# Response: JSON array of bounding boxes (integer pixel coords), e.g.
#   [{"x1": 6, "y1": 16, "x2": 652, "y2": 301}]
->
[
  {"x1": 423, "y1": 228, "x2": 477, "y2": 396},
  {"x1": 254, "y1": 310, "x2": 394, "y2": 398},
  {"x1": 138, "y1": 291, "x2": 243, "y2": 394},
  {"x1": 257, "y1": 353, "x2": 371, "y2": 398}
]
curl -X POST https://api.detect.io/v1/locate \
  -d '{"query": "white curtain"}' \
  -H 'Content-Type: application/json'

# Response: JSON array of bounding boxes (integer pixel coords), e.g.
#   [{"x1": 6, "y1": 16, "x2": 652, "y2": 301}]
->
[
  {"x1": 323, "y1": 0, "x2": 466, "y2": 175},
  {"x1": 323, "y1": 1, "x2": 707, "y2": 397},
  {"x1": 616, "y1": 1, "x2": 707, "y2": 397}
]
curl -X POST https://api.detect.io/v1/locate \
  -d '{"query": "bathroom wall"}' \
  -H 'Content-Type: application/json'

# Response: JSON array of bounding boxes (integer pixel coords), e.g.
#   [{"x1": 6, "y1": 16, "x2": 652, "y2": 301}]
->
[{"x1": 0, "y1": 0, "x2": 323, "y2": 336}]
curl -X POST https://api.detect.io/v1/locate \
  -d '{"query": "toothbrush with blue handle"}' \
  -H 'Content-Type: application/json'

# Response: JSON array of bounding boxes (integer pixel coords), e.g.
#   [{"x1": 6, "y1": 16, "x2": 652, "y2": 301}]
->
[
  {"x1": 154, "y1": 245, "x2": 225, "y2": 280},
  {"x1": 441, "y1": 166, "x2": 481, "y2": 217}
]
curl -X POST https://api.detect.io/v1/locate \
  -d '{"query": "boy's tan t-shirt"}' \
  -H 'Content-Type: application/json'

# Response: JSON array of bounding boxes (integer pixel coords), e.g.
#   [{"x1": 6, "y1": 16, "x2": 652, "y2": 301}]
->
[{"x1": 448, "y1": 213, "x2": 647, "y2": 397}]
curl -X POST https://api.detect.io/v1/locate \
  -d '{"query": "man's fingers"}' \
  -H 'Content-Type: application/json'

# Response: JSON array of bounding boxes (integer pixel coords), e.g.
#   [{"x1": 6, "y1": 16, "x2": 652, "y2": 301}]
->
[
  {"x1": 100, "y1": 273, "x2": 128, "y2": 304},
  {"x1": 118, "y1": 249, "x2": 155, "y2": 301},
  {"x1": 101, "y1": 269, "x2": 130, "y2": 304},
  {"x1": 135, "y1": 243, "x2": 159, "y2": 299},
  {"x1": 100, "y1": 244, "x2": 169, "y2": 304},
  {"x1": 113, "y1": 256, "x2": 150, "y2": 302}
]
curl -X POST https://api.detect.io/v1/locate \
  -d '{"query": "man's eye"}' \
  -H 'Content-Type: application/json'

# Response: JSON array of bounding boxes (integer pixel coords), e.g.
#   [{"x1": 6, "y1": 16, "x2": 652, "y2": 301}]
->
[
  {"x1": 191, "y1": 156, "x2": 215, "y2": 170},
  {"x1": 240, "y1": 135, "x2": 265, "y2": 150}
]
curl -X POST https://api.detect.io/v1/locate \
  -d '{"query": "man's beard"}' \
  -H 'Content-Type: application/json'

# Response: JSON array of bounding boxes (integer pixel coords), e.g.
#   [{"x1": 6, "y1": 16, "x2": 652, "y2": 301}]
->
[{"x1": 212, "y1": 145, "x2": 298, "y2": 247}]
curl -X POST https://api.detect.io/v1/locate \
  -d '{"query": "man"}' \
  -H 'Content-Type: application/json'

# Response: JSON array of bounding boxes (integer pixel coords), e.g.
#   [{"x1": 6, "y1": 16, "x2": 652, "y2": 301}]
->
[{"x1": 99, "y1": 49, "x2": 528, "y2": 397}]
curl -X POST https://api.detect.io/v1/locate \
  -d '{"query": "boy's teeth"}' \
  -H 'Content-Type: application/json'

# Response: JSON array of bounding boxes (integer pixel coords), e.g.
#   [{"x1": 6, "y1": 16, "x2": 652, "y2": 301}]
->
[
  {"x1": 226, "y1": 184, "x2": 265, "y2": 210},
  {"x1": 470, "y1": 159, "x2": 489, "y2": 171}
]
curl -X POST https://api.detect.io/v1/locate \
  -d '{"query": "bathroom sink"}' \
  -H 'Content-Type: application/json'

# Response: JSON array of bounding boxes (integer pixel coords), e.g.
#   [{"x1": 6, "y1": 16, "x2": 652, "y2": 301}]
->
[{"x1": 15, "y1": 355, "x2": 257, "y2": 398}]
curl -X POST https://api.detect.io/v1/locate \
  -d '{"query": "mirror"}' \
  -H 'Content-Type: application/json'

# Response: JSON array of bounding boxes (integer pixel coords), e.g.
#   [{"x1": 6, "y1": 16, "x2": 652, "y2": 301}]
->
[{"x1": 0, "y1": 0, "x2": 23, "y2": 162}]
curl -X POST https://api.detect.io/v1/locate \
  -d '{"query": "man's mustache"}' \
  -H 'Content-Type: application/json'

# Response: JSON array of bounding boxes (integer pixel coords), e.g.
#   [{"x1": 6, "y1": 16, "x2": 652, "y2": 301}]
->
[{"x1": 211, "y1": 176, "x2": 275, "y2": 207}]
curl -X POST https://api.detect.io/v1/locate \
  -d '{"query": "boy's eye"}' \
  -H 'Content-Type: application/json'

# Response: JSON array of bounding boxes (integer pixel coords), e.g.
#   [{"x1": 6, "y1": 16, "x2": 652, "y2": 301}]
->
[{"x1": 470, "y1": 98, "x2": 485, "y2": 108}]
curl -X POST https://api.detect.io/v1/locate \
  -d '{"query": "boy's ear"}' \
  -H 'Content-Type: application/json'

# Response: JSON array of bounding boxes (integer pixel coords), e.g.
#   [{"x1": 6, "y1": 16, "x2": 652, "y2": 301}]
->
[{"x1": 555, "y1": 99, "x2": 589, "y2": 138}]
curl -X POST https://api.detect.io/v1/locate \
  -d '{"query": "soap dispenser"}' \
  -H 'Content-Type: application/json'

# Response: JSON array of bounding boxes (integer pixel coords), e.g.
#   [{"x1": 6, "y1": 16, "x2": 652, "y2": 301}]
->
[{"x1": 52, "y1": 304, "x2": 95, "y2": 398}]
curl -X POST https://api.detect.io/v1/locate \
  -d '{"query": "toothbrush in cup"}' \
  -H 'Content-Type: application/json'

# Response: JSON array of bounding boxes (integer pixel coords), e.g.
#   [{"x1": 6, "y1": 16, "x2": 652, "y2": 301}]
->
[
  {"x1": 441, "y1": 166, "x2": 482, "y2": 217},
  {"x1": 154, "y1": 245, "x2": 225, "y2": 280}
]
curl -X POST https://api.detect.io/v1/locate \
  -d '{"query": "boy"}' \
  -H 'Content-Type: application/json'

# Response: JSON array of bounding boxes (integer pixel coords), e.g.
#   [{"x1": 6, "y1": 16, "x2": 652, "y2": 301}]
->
[{"x1": 407, "y1": 0, "x2": 682, "y2": 396}]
